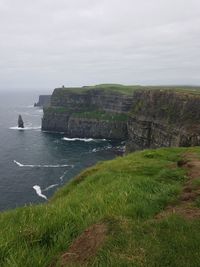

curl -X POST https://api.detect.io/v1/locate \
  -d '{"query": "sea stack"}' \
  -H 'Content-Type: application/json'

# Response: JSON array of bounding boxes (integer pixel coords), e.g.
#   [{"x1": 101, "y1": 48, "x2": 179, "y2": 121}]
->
[{"x1": 18, "y1": 115, "x2": 24, "y2": 128}]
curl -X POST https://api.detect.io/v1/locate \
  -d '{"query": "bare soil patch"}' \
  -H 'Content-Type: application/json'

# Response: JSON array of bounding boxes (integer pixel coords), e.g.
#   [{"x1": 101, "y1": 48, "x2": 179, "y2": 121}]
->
[
  {"x1": 156, "y1": 152, "x2": 200, "y2": 220},
  {"x1": 56, "y1": 223, "x2": 107, "y2": 266}
]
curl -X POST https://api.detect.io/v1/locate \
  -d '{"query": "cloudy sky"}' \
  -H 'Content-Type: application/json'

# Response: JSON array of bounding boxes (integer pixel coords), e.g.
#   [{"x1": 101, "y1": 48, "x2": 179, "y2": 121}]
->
[{"x1": 0, "y1": 0, "x2": 200, "y2": 90}]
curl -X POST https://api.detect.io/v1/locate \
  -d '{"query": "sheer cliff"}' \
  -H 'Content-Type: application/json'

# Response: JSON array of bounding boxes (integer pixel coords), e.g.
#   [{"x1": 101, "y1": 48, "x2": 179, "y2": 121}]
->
[
  {"x1": 42, "y1": 85, "x2": 200, "y2": 150},
  {"x1": 42, "y1": 86, "x2": 133, "y2": 139},
  {"x1": 34, "y1": 95, "x2": 51, "y2": 107},
  {"x1": 126, "y1": 90, "x2": 200, "y2": 151}
]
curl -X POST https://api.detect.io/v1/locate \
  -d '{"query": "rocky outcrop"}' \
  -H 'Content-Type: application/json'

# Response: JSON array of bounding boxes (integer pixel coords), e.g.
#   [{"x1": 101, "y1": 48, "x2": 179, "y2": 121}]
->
[
  {"x1": 34, "y1": 95, "x2": 51, "y2": 107},
  {"x1": 126, "y1": 90, "x2": 200, "y2": 152},
  {"x1": 18, "y1": 115, "x2": 24, "y2": 128}
]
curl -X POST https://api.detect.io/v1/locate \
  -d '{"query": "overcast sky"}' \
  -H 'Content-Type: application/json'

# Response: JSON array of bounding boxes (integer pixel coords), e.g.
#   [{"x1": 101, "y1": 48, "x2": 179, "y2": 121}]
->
[{"x1": 0, "y1": 0, "x2": 200, "y2": 90}]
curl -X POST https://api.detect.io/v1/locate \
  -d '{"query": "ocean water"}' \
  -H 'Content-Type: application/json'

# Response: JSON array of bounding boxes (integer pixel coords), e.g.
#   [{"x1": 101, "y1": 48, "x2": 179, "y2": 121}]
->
[{"x1": 0, "y1": 90, "x2": 123, "y2": 211}]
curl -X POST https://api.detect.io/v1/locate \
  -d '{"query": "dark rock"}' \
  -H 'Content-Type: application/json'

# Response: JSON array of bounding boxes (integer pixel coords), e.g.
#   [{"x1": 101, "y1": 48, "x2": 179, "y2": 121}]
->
[
  {"x1": 18, "y1": 115, "x2": 24, "y2": 128},
  {"x1": 126, "y1": 90, "x2": 200, "y2": 152},
  {"x1": 34, "y1": 95, "x2": 51, "y2": 107}
]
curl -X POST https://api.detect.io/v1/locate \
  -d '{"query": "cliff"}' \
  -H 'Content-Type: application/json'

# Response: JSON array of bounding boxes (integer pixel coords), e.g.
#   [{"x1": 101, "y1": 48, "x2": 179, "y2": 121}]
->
[
  {"x1": 42, "y1": 85, "x2": 133, "y2": 139},
  {"x1": 126, "y1": 90, "x2": 200, "y2": 151},
  {"x1": 42, "y1": 84, "x2": 200, "y2": 148},
  {"x1": 34, "y1": 95, "x2": 51, "y2": 107},
  {"x1": 51, "y1": 86, "x2": 134, "y2": 113}
]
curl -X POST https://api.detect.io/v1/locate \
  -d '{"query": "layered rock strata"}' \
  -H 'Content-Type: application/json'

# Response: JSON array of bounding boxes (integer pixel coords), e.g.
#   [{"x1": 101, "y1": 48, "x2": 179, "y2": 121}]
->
[{"x1": 42, "y1": 86, "x2": 200, "y2": 149}]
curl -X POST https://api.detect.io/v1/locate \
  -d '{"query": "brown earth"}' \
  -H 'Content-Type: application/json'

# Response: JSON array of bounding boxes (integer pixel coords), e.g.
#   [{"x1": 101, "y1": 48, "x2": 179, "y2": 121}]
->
[
  {"x1": 156, "y1": 152, "x2": 200, "y2": 220},
  {"x1": 53, "y1": 223, "x2": 107, "y2": 267}
]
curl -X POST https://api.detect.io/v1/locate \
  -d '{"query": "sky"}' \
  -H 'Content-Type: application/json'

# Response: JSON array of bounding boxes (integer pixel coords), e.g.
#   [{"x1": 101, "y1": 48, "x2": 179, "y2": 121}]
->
[{"x1": 0, "y1": 0, "x2": 200, "y2": 90}]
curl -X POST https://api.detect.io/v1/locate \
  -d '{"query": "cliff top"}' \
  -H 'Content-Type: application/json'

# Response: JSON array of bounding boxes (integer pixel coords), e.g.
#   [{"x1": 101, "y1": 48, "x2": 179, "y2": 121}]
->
[
  {"x1": 54, "y1": 83, "x2": 200, "y2": 96},
  {"x1": 1, "y1": 147, "x2": 200, "y2": 266}
]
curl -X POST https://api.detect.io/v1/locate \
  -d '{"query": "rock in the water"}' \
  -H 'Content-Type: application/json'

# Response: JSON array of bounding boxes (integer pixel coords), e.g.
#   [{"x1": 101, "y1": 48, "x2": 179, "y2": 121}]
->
[{"x1": 18, "y1": 115, "x2": 24, "y2": 128}]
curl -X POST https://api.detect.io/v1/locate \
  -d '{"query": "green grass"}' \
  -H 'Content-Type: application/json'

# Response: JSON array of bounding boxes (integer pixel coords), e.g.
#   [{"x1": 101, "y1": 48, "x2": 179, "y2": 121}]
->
[
  {"x1": 55, "y1": 84, "x2": 200, "y2": 96},
  {"x1": 55, "y1": 84, "x2": 141, "y2": 95},
  {"x1": 1, "y1": 147, "x2": 200, "y2": 266}
]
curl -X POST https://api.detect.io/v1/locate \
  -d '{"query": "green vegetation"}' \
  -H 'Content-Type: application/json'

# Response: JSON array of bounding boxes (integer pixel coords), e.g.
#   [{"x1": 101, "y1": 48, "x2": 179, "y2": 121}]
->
[
  {"x1": 72, "y1": 111, "x2": 128, "y2": 122},
  {"x1": 55, "y1": 84, "x2": 141, "y2": 95},
  {"x1": 55, "y1": 84, "x2": 200, "y2": 96},
  {"x1": 1, "y1": 147, "x2": 200, "y2": 266}
]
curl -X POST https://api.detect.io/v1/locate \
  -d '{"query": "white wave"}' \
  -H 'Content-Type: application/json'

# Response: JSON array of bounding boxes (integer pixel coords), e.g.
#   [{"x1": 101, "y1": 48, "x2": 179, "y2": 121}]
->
[
  {"x1": 62, "y1": 137, "x2": 107, "y2": 142},
  {"x1": 91, "y1": 145, "x2": 112, "y2": 153},
  {"x1": 14, "y1": 160, "x2": 24, "y2": 167},
  {"x1": 26, "y1": 105, "x2": 34, "y2": 108},
  {"x1": 9, "y1": 126, "x2": 41, "y2": 131},
  {"x1": 14, "y1": 160, "x2": 73, "y2": 168},
  {"x1": 59, "y1": 170, "x2": 68, "y2": 183},
  {"x1": 33, "y1": 185, "x2": 47, "y2": 200},
  {"x1": 43, "y1": 184, "x2": 59, "y2": 192},
  {"x1": 42, "y1": 130, "x2": 65, "y2": 134}
]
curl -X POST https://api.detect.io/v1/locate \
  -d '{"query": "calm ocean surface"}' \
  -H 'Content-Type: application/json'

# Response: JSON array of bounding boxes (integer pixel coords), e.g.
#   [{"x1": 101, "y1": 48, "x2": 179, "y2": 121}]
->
[{"x1": 0, "y1": 90, "x2": 122, "y2": 211}]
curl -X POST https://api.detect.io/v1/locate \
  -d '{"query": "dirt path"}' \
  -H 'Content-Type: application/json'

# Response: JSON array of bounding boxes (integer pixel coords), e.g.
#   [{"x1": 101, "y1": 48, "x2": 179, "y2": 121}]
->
[
  {"x1": 156, "y1": 152, "x2": 200, "y2": 220},
  {"x1": 51, "y1": 223, "x2": 107, "y2": 267}
]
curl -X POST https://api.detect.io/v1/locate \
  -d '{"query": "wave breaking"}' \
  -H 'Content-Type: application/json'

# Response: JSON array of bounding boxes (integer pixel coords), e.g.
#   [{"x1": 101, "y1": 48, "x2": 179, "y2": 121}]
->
[
  {"x1": 43, "y1": 184, "x2": 59, "y2": 192},
  {"x1": 14, "y1": 160, "x2": 73, "y2": 168},
  {"x1": 10, "y1": 126, "x2": 41, "y2": 131},
  {"x1": 62, "y1": 137, "x2": 107, "y2": 142},
  {"x1": 33, "y1": 185, "x2": 47, "y2": 200}
]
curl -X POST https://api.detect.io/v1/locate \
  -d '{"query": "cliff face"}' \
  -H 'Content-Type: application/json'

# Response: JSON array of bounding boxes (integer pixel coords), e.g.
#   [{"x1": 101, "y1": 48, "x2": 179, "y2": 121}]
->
[
  {"x1": 42, "y1": 86, "x2": 200, "y2": 148},
  {"x1": 34, "y1": 95, "x2": 51, "y2": 107},
  {"x1": 42, "y1": 113, "x2": 127, "y2": 139},
  {"x1": 51, "y1": 88, "x2": 134, "y2": 113},
  {"x1": 42, "y1": 87, "x2": 132, "y2": 139},
  {"x1": 67, "y1": 117, "x2": 127, "y2": 139},
  {"x1": 126, "y1": 90, "x2": 200, "y2": 152}
]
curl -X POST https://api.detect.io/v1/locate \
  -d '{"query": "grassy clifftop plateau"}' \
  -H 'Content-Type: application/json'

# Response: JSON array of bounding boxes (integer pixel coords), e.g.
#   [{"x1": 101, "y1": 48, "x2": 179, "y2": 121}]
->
[
  {"x1": 54, "y1": 84, "x2": 200, "y2": 95},
  {"x1": 1, "y1": 147, "x2": 200, "y2": 266}
]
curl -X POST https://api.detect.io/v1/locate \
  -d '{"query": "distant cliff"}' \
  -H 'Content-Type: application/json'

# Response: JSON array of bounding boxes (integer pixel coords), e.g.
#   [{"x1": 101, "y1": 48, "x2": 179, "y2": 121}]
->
[
  {"x1": 42, "y1": 85, "x2": 200, "y2": 149},
  {"x1": 34, "y1": 95, "x2": 51, "y2": 107},
  {"x1": 42, "y1": 85, "x2": 133, "y2": 140},
  {"x1": 126, "y1": 90, "x2": 200, "y2": 151}
]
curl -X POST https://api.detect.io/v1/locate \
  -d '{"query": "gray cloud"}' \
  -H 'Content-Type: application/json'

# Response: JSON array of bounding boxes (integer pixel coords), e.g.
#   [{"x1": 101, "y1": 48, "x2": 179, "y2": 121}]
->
[{"x1": 0, "y1": 0, "x2": 200, "y2": 89}]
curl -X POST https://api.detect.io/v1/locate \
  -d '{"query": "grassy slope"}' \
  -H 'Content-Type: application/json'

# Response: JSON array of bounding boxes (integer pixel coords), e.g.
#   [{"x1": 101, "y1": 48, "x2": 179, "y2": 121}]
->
[{"x1": 1, "y1": 147, "x2": 200, "y2": 266}]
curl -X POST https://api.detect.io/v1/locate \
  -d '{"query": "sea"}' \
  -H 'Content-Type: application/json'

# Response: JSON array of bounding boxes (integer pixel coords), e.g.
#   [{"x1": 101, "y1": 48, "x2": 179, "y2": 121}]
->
[{"x1": 0, "y1": 90, "x2": 123, "y2": 211}]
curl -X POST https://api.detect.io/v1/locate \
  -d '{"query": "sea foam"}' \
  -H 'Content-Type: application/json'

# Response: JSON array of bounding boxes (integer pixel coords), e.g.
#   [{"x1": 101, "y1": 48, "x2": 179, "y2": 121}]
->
[
  {"x1": 43, "y1": 184, "x2": 59, "y2": 192},
  {"x1": 9, "y1": 126, "x2": 41, "y2": 131},
  {"x1": 14, "y1": 160, "x2": 73, "y2": 168},
  {"x1": 62, "y1": 137, "x2": 107, "y2": 142},
  {"x1": 33, "y1": 185, "x2": 47, "y2": 200},
  {"x1": 59, "y1": 170, "x2": 68, "y2": 183}
]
